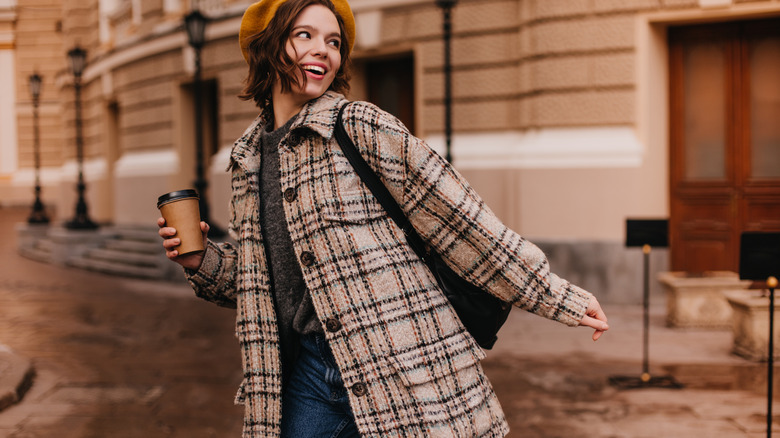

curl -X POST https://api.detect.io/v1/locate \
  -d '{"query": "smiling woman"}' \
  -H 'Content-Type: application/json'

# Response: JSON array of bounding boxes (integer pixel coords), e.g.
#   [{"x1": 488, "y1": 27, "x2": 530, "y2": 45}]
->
[
  {"x1": 238, "y1": 0, "x2": 353, "y2": 126},
  {"x1": 271, "y1": 4, "x2": 343, "y2": 128},
  {"x1": 156, "y1": 0, "x2": 608, "y2": 437}
]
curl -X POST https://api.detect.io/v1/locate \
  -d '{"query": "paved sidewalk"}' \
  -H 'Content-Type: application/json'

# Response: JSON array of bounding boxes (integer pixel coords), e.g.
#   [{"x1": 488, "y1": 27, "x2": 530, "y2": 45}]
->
[
  {"x1": 1, "y1": 205, "x2": 777, "y2": 437},
  {"x1": 485, "y1": 303, "x2": 776, "y2": 437}
]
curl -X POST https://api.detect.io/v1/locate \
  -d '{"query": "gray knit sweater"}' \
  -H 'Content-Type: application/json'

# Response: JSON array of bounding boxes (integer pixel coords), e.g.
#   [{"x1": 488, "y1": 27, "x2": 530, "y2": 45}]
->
[{"x1": 258, "y1": 116, "x2": 323, "y2": 371}]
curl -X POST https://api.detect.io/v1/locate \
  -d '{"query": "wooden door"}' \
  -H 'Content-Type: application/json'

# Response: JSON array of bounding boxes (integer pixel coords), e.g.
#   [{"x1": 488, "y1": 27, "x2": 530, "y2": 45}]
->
[
  {"x1": 366, "y1": 54, "x2": 416, "y2": 134},
  {"x1": 669, "y1": 18, "x2": 780, "y2": 273}
]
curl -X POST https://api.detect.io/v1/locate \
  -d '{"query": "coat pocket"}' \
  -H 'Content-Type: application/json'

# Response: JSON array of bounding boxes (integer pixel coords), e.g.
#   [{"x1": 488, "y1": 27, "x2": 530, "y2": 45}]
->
[
  {"x1": 387, "y1": 333, "x2": 490, "y2": 428},
  {"x1": 318, "y1": 151, "x2": 390, "y2": 225},
  {"x1": 320, "y1": 195, "x2": 387, "y2": 225}
]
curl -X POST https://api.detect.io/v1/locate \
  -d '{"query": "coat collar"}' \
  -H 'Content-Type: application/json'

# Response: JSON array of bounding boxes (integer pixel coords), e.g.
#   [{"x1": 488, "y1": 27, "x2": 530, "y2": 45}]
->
[
  {"x1": 230, "y1": 91, "x2": 348, "y2": 170},
  {"x1": 291, "y1": 91, "x2": 347, "y2": 140}
]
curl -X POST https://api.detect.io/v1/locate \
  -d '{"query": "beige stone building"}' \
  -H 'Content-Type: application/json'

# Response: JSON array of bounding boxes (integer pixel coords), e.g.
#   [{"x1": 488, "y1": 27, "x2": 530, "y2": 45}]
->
[{"x1": 3, "y1": 0, "x2": 780, "y2": 302}]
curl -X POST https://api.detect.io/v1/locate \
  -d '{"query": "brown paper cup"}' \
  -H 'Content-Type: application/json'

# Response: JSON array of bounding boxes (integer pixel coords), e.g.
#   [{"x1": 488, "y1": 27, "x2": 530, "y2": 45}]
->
[{"x1": 157, "y1": 190, "x2": 205, "y2": 255}]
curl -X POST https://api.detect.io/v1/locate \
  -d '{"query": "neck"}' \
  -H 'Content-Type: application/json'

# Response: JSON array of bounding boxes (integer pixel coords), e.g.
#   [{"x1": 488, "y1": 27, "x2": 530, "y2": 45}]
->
[
  {"x1": 271, "y1": 82, "x2": 306, "y2": 130},
  {"x1": 272, "y1": 99, "x2": 303, "y2": 130}
]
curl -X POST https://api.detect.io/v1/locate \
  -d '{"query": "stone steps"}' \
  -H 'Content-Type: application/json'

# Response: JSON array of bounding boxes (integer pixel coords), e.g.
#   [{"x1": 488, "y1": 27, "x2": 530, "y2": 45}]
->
[
  {"x1": 69, "y1": 226, "x2": 182, "y2": 281},
  {"x1": 17, "y1": 240, "x2": 53, "y2": 264},
  {"x1": 16, "y1": 222, "x2": 184, "y2": 282},
  {"x1": 69, "y1": 255, "x2": 175, "y2": 280}
]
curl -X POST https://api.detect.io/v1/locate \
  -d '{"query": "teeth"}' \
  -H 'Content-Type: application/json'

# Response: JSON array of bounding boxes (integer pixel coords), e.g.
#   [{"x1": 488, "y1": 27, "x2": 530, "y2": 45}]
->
[{"x1": 304, "y1": 65, "x2": 325, "y2": 75}]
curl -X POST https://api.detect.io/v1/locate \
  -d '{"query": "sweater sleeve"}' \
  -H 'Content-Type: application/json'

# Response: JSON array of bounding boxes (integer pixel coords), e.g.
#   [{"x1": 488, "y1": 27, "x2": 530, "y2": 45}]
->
[
  {"x1": 343, "y1": 102, "x2": 591, "y2": 327},
  {"x1": 184, "y1": 239, "x2": 239, "y2": 309}
]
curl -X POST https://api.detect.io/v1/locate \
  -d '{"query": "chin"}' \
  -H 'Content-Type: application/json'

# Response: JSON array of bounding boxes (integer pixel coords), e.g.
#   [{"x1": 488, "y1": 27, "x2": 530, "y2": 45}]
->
[{"x1": 305, "y1": 87, "x2": 328, "y2": 100}]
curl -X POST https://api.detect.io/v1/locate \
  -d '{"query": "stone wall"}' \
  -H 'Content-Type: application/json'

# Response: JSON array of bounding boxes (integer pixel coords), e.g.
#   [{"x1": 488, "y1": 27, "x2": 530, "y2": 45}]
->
[{"x1": 536, "y1": 239, "x2": 670, "y2": 305}]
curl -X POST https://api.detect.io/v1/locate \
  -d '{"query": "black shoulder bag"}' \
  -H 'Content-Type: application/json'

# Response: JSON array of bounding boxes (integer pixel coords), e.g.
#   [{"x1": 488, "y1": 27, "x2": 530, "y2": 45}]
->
[{"x1": 334, "y1": 104, "x2": 512, "y2": 349}]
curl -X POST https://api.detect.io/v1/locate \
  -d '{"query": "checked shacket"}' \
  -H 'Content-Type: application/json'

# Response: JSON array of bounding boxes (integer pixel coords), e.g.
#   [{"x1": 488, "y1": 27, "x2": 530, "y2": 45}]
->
[{"x1": 185, "y1": 91, "x2": 593, "y2": 437}]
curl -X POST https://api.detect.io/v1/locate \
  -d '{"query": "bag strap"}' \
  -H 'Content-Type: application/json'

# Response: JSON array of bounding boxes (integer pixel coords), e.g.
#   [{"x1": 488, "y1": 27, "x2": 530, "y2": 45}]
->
[{"x1": 334, "y1": 104, "x2": 429, "y2": 262}]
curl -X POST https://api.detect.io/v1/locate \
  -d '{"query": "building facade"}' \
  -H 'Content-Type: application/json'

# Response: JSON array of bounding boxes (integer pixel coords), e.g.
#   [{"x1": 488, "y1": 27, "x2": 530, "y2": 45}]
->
[{"x1": 4, "y1": 0, "x2": 780, "y2": 302}]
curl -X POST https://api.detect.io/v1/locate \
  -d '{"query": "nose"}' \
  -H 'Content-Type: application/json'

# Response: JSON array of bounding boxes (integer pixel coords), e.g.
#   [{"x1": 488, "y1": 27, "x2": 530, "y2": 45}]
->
[{"x1": 311, "y1": 38, "x2": 328, "y2": 57}]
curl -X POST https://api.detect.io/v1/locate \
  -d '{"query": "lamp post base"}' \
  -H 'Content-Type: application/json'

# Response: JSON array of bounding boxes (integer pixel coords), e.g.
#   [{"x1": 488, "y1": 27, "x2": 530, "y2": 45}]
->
[
  {"x1": 66, "y1": 183, "x2": 98, "y2": 230},
  {"x1": 65, "y1": 217, "x2": 99, "y2": 230},
  {"x1": 66, "y1": 203, "x2": 98, "y2": 230},
  {"x1": 28, "y1": 213, "x2": 50, "y2": 225},
  {"x1": 28, "y1": 202, "x2": 50, "y2": 224},
  {"x1": 609, "y1": 374, "x2": 683, "y2": 390}
]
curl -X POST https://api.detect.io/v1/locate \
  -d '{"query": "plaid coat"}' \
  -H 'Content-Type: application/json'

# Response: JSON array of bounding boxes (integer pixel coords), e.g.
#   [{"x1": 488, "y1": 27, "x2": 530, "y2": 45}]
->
[{"x1": 186, "y1": 91, "x2": 593, "y2": 437}]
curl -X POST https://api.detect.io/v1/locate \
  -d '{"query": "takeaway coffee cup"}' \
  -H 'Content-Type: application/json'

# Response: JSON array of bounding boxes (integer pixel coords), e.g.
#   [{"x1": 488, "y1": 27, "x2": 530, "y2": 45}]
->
[{"x1": 157, "y1": 189, "x2": 205, "y2": 255}]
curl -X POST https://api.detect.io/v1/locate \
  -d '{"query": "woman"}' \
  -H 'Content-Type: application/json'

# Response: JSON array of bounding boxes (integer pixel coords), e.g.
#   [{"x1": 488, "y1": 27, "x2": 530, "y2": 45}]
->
[{"x1": 158, "y1": 0, "x2": 610, "y2": 436}]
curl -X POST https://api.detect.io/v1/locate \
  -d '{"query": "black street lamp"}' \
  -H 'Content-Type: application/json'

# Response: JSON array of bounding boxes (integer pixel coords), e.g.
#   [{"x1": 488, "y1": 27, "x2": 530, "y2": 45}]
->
[
  {"x1": 27, "y1": 72, "x2": 49, "y2": 224},
  {"x1": 436, "y1": 0, "x2": 458, "y2": 163},
  {"x1": 184, "y1": 9, "x2": 223, "y2": 237},
  {"x1": 65, "y1": 46, "x2": 98, "y2": 229}
]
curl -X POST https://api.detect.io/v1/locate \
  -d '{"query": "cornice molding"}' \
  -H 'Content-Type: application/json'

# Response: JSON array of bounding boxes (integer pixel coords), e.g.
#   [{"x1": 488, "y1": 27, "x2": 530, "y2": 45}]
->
[{"x1": 426, "y1": 126, "x2": 643, "y2": 169}]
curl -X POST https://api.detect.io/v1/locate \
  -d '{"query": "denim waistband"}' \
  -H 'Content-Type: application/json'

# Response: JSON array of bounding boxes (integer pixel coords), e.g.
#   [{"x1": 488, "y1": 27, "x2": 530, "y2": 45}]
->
[{"x1": 300, "y1": 333, "x2": 343, "y2": 387}]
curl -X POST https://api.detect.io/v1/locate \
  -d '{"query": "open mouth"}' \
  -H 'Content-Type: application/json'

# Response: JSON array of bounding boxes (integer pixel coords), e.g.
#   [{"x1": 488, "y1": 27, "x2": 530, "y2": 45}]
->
[{"x1": 303, "y1": 65, "x2": 326, "y2": 76}]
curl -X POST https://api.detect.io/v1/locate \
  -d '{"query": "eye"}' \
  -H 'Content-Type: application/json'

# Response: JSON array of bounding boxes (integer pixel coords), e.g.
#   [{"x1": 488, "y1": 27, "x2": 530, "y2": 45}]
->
[
  {"x1": 328, "y1": 38, "x2": 341, "y2": 48},
  {"x1": 294, "y1": 30, "x2": 311, "y2": 39}
]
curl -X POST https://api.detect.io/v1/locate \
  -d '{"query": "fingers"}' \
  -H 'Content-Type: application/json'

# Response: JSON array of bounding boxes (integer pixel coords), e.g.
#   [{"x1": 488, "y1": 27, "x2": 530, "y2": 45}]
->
[
  {"x1": 580, "y1": 315, "x2": 609, "y2": 340},
  {"x1": 590, "y1": 300, "x2": 608, "y2": 325},
  {"x1": 157, "y1": 217, "x2": 179, "y2": 258},
  {"x1": 581, "y1": 314, "x2": 609, "y2": 331},
  {"x1": 157, "y1": 218, "x2": 208, "y2": 269},
  {"x1": 162, "y1": 237, "x2": 181, "y2": 251},
  {"x1": 159, "y1": 227, "x2": 177, "y2": 239},
  {"x1": 157, "y1": 218, "x2": 175, "y2": 237},
  {"x1": 581, "y1": 296, "x2": 610, "y2": 341}
]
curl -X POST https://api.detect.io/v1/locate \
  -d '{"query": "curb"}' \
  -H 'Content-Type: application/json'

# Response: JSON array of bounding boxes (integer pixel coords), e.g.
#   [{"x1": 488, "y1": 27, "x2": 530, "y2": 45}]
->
[{"x1": 0, "y1": 346, "x2": 36, "y2": 413}]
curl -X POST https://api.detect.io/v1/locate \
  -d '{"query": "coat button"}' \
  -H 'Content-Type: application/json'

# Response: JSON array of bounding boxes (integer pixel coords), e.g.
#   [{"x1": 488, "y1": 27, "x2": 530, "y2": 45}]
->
[
  {"x1": 351, "y1": 382, "x2": 368, "y2": 397},
  {"x1": 300, "y1": 251, "x2": 315, "y2": 267},
  {"x1": 283, "y1": 187, "x2": 297, "y2": 202},
  {"x1": 288, "y1": 132, "x2": 303, "y2": 144},
  {"x1": 325, "y1": 318, "x2": 342, "y2": 332}
]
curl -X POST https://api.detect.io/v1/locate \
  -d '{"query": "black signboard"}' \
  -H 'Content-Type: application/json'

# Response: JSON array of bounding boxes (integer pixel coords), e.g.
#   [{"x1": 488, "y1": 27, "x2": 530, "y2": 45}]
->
[
  {"x1": 739, "y1": 232, "x2": 780, "y2": 281},
  {"x1": 626, "y1": 219, "x2": 669, "y2": 248}
]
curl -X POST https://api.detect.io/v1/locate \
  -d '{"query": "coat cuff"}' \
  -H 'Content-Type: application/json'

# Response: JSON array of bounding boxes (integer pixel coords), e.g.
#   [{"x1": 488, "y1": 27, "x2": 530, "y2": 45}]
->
[
  {"x1": 556, "y1": 280, "x2": 593, "y2": 327},
  {"x1": 183, "y1": 240, "x2": 237, "y2": 308}
]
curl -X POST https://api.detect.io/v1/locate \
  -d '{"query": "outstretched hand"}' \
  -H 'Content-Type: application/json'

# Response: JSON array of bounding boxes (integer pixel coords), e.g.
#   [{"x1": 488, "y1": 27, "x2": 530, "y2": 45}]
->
[{"x1": 579, "y1": 295, "x2": 609, "y2": 341}]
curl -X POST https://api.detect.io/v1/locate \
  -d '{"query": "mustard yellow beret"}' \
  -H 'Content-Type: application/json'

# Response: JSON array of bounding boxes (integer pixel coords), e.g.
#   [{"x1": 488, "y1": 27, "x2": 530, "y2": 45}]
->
[{"x1": 239, "y1": 0, "x2": 355, "y2": 64}]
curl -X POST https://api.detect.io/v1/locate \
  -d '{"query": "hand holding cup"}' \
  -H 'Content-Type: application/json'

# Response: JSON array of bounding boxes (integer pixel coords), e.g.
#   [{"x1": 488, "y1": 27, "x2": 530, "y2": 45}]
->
[
  {"x1": 157, "y1": 190, "x2": 208, "y2": 270},
  {"x1": 157, "y1": 217, "x2": 209, "y2": 270}
]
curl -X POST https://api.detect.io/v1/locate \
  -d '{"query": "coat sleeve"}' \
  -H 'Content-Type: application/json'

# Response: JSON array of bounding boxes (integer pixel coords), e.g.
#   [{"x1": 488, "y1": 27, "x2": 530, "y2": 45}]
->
[
  {"x1": 343, "y1": 102, "x2": 591, "y2": 327},
  {"x1": 184, "y1": 239, "x2": 239, "y2": 309}
]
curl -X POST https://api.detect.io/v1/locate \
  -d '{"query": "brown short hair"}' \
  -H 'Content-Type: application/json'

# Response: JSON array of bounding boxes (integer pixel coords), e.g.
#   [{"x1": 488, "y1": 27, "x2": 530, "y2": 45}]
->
[{"x1": 238, "y1": 0, "x2": 352, "y2": 116}]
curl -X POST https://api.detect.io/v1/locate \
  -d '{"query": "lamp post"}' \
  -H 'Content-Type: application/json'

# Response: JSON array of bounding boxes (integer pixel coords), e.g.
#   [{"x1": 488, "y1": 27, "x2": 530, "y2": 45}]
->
[
  {"x1": 27, "y1": 73, "x2": 49, "y2": 224},
  {"x1": 65, "y1": 46, "x2": 98, "y2": 229},
  {"x1": 436, "y1": 0, "x2": 458, "y2": 163},
  {"x1": 184, "y1": 9, "x2": 223, "y2": 237}
]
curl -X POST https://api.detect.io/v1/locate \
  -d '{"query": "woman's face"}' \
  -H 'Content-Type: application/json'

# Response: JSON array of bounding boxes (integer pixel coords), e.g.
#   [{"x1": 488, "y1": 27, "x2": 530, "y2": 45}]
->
[{"x1": 278, "y1": 4, "x2": 343, "y2": 108}]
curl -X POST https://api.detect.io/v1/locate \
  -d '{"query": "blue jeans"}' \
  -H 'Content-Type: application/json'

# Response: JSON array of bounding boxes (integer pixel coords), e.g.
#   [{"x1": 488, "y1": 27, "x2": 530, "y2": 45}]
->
[{"x1": 281, "y1": 334, "x2": 360, "y2": 438}]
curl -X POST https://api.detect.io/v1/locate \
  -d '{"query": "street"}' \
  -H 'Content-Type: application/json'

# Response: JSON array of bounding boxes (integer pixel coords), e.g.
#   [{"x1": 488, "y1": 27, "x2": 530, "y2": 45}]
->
[{"x1": 1, "y1": 208, "x2": 243, "y2": 437}]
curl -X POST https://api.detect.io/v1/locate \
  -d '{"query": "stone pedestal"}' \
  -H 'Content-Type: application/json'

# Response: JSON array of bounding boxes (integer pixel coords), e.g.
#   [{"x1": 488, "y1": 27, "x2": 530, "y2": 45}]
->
[
  {"x1": 725, "y1": 290, "x2": 780, "y2": 361},
  {"x1": 658, "y1": 271, "x2": 751, "y2": 329}
]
